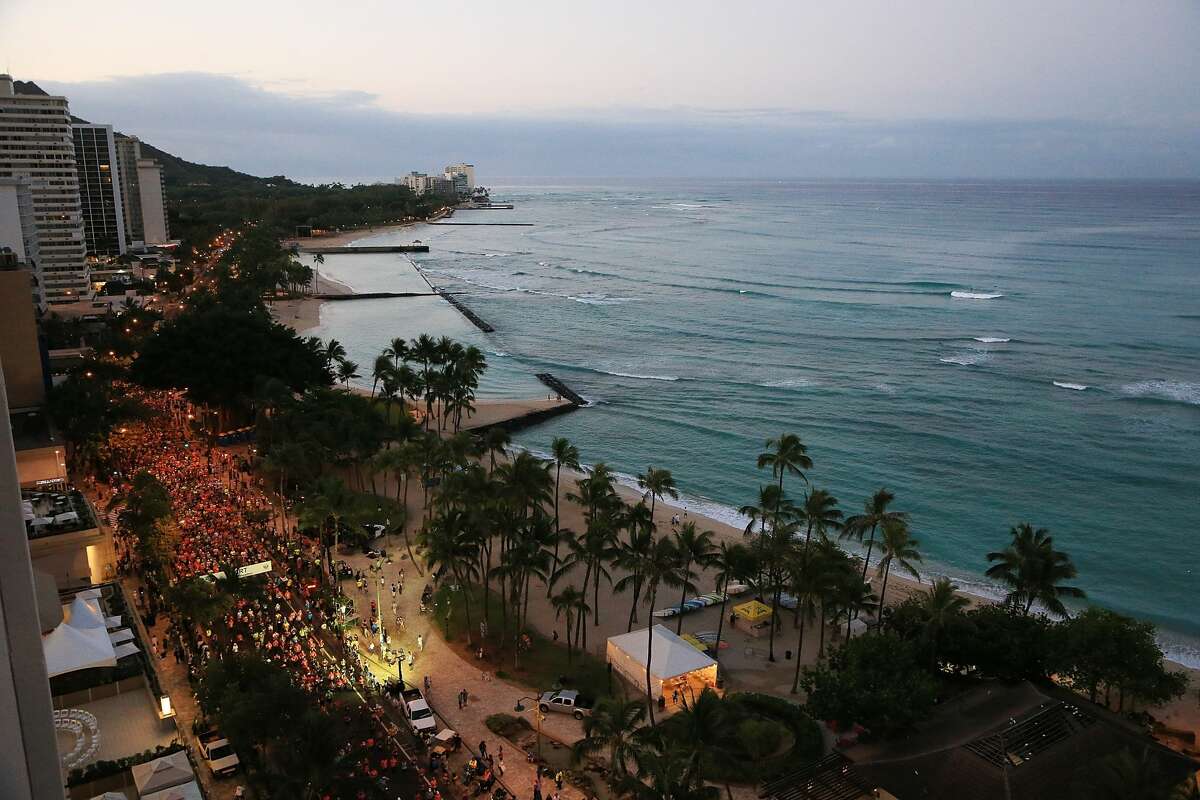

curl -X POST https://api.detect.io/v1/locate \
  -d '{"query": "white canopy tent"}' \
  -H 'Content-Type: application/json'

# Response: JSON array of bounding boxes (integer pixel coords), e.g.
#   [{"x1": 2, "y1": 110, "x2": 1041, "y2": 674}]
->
[
  {"x1": 606, "y1": 625, "x2": 718, "y2": 703},
  {"x1": 141, "y1": 780, "x2": 203, "y2": 800},
  {"x1": 131, "y1": 751, "x2": 194, "y2": 796},
  {"x1": 42, "y1": 595, "x2": 118, "y2": 678}
]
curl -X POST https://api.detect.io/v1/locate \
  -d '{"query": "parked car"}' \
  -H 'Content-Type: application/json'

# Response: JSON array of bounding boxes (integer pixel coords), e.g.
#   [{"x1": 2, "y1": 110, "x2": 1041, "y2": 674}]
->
[
  {"x1": 538, "y1": 689, "x2": 594, "y2": 720},
  {"x1": 400, "y1": 684, "x2": 438, "y2": 734},
  {"x1": 198, "y1": 729, "x2": 240, "y2": 776}
]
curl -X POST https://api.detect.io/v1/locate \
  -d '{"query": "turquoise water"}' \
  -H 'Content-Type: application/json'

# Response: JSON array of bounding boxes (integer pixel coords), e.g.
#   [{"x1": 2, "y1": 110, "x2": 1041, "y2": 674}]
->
[{"x1": 311, "y1": 179, "x2": 1200, "y2": 663}]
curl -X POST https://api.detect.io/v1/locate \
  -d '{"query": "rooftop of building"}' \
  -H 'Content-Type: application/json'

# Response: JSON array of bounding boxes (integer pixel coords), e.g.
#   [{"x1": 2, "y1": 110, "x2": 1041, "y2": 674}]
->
[{"x1": 10, "y1": 408, "x2": 59, "y2": 451}]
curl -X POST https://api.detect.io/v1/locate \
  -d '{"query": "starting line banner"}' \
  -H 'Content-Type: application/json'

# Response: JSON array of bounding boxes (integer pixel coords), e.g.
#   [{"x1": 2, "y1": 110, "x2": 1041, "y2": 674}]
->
[{"x1": 199, "y1": 560, "x2": 273, "y2": 582}]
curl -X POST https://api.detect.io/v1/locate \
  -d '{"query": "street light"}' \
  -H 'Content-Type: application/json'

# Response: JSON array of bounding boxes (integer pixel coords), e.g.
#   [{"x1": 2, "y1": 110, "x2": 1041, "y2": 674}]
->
[{"x1": 514, "y1": 696, "x2": 543, "y2": 760}]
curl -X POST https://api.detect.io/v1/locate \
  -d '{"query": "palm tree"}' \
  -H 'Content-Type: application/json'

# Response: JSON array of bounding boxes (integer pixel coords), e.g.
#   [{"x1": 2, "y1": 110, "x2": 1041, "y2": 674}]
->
[
  {"x1": 876, "y1": 518, "x2": 923, "y2": 628},
  {"x1": 297, "y1": 476, "x2": 356, "y2": 578},
  {"x1": 641, "y1": 536, "x2": 691, "y2": 725},
  {"x1": 571, "y1": 697, "x2": 647, "y2": 778},
  {"x1": 832, "y1": 575, "x2": 878, "y2": 645},
  {"x1": 547, "y1": 437, "x2": 581, "y2": 595},
  {"x1": 985, "y1": 522, "x2": 1085, "y2": 617},
  {"x1": 335, "y1": 359, "x2": 360, "y2": 387},
  {"x1": 481, "y1": 426, "x2": 510, "y2": 474},
  {"x1": 369, "y1": 354, "x2": 393, "y2": 399},
  {"x1": 672, "y1": 522, "x2": 717, "y2": 635},
  {"x1": 638, "y1": 466, "x2": 678, "y2": 521},
  {"x1": 658, "y1": 689, "x2": 741, "y2": 799},
  {"x1": 920, "y1": 577, "x2": 969, "y2": 666},
  {"x1": 842, "y1": 488, "x2": 907, "y2": 583},
  {"x1": 383, "y1": 337, "x2": 409, "y2": 367},
  {"x1": 552, "y1": 585, "x2": 587, "y2": 664},
  {"x1": 799, "y1": 487, "x2": 842, "y2": 547},
  {"x1": 420, "y1": 507, "x2": 481, "y2": 645},
  {"x1": 615, "y1": 502, "x2": 655, "y2": 631},
  {"x1": 322, "y1": 337, "x2": 346, "y2": 367},
  {"x1": 788, "y1": 545, "x2": 833, "y2": 693},
  {"x1": 757, "y1": 433, "x2": 812, "y2": 531},
  {"x1": 709, "y1": 542, "x2": 755, "y2": 663}
]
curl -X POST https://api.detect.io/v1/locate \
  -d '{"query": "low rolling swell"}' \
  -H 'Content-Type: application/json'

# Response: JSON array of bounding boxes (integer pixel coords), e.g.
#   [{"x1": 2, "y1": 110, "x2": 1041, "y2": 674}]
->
[
  {"x1": 951, "y1": 290, "x2": 1004, "y2": 300},
  {"x1": 1053, "y1": 381, "x2": 1088, "y2": 391},
  {"x1": 1119, "y1": 380, "x2": 1200, "y2": 407},
  {"x1": 592, "y1": 368, "x2": 680, "y2": 382},
  {"x1": 973, "y1": 337, "x2": 1011, "y2": 343},
  {"x1": 940, "y1": 353, "x2": 989, "y2": 366}
]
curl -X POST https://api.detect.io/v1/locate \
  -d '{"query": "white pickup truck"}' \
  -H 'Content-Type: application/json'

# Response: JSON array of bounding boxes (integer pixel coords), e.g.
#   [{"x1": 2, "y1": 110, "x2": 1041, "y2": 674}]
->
[
  {"x1": 401, "y1": 685, "x2": 438, "y2": 734},
  {"x1": 198, "y1": 729, "x2": 240, "y2": 777},
  {"x1": 538, "y1": 689, "x2": 594, "y2": 720}
]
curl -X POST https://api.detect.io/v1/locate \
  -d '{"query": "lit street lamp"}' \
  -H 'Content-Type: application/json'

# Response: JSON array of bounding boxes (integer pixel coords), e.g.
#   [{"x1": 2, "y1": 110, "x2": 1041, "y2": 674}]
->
[{"x1": 513, "y1": 696, "x2": 543, "y2": 760}]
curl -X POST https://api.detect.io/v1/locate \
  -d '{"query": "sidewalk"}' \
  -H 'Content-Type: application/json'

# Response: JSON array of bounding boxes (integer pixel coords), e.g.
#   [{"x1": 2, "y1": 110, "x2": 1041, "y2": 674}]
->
[{"x1": 337, "y1": 547, "x2": 588, "y2": 800}]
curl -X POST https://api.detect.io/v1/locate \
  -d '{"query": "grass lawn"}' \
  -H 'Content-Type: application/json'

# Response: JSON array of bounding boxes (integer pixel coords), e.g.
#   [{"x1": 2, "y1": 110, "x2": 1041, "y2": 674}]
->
[{"x1": 432, "y1": 582, "x2": 613, "y2": 701}]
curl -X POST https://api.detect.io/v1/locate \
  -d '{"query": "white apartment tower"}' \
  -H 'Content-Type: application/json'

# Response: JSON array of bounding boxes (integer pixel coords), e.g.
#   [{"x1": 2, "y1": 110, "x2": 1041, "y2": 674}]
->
[
  {"x1": 114, "y1": 135, "x2": 169, "y2": 248},
  {"x1": 0, "y1": 75, "x2": 90, "y2": 307},
  {"x1": 71, "y1": 124, "x2": 127, "y2": 257},
  {"x1": 0, "y1": 177, "x2": 40, "y2": 267},
  {"x1": 136, "y1": 158, "x2": 168, "y2": 245},
  {"x1": 444, "y1": 163, "x2": 475, "y2": 193}
]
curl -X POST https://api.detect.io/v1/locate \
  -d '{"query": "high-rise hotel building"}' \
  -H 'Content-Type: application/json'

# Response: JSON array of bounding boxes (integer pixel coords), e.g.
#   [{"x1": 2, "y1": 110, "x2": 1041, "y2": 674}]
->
[
  {"x1": 71, "y1": 124, "x2": 127, "y2": 257},
  {"x1": 114, "y1": 135, "x2": 169, "y2": 248},
  {"x1": 0, "y1": 75, "x2": 89, "y2": 308}
]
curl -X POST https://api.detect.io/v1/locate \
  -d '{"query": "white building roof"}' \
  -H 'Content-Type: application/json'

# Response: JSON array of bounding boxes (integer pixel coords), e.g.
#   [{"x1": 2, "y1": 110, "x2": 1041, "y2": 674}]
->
[
  {"x1": 606, "y1": 624, "x2": 717, "y2": 681},
  {"x1": 41, "y1": 595, "x2": 118, "y2": 678},
  {"x1": 131, "y1": 751, "x2": 194, "y2": 795},
  {"x1": 141, "y1": 780, "x2": 203, "y2": 800}
]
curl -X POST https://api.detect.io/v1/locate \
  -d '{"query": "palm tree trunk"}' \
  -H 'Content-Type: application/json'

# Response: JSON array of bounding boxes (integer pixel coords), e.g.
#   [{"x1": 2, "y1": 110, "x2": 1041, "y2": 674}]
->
[
  {"x1": 646, "y1": 586, "x2": 658, "y2": 725},
  {"x1": 859, "y1": 522, "x2": 878, "y2": 583},
  {"x1": 548, "y1": 464, "x2": 562, "y2": 598},
  {"x1": 593, "y1": 559, "x2": 602, "y2": 627},
  {"x1": 714, "y1": 573, "x2": 730, "y2": 664},
  {"x1": 626, "y1": 574, "x2": 643, "y2": 632},
  {"x1": 877, "y1": 561, "x2": 892, "y2": 631},
  {"x1": 790, "y1": 606, "x2": 808, "y2": 694},
  {"x1": 675, "y1": 557, "x2": 693, "y2": 635}
]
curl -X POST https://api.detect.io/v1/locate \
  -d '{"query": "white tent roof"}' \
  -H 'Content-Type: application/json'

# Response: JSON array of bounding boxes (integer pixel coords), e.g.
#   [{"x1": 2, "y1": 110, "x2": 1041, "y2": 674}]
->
[
  {"x1": 607, "y1": 625, "x2": 717, "y2": 681},
  {"x1": 141, "y1": 780, "x2": 203, "y2": 800},
  {"x1": 42, "y1": 595, "x2": 118, "y2": 678},
  {"x1": 131, "y1": 751, "x2": 194, "y2": 795}
]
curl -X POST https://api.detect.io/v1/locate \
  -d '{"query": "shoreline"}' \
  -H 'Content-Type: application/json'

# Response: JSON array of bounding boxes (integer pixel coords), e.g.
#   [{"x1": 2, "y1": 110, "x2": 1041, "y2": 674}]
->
[
  {"x1": 282, "y1": 220, "x2": 426, "y2": 250},
  {"x1": 270, "y1": 268, "x2": 354, "y2": 333}
]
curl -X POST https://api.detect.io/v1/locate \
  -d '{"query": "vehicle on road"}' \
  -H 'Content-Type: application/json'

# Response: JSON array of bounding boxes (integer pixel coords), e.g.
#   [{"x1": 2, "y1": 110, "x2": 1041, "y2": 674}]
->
[
  {"x1": 537, "y1": 689, "x2": 594, "y2": 719},
  {"x1": 198, "y1": 729, "x2": 240, "y2": 776},
  {"x1": 400, "y1": 684, "x2": 438, "y2": 734}
]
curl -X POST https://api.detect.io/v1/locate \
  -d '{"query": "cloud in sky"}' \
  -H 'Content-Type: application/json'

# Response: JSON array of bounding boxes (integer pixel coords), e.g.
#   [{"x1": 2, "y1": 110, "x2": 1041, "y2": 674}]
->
[{"x1": 48, "y1": 72, "x2": 1200, "y2": 182}]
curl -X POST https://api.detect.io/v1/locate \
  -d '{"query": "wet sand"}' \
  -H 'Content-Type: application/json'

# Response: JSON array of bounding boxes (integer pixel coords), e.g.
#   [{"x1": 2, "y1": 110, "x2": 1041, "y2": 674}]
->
[{"x1": 271, "y1": 269, "x2": 353, "y2": 332}]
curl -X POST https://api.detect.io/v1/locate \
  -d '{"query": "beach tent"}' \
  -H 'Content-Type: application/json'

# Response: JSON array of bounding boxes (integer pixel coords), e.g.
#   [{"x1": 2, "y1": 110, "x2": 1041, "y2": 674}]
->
[
  {"x1": 41, "y1": 594, "x2": 118, "y2": 678},
  {"x1": 131, "y1": 751, "x2": 194, "y2": 796},
  {"x1": 606, "y1": 625, "x2": 718, "y2": 702},
  {"x1": 731, "y1": 599, "x2": 773, "y2": 638},
  {"x1": 732, "y1": 600, "x2": 772, "y2": 621},
  {"x1": 141, "y1": 780, "x2": 203, "y2": 800}
]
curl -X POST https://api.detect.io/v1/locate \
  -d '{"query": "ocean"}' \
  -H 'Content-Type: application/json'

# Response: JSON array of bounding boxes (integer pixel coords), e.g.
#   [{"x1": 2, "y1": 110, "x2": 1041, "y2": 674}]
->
[{"x1": 308, "y1": 179, "x2": 1200, "y2": 664}]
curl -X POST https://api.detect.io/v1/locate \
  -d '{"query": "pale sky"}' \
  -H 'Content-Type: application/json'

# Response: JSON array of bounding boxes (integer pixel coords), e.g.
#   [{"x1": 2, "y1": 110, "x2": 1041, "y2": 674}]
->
[{"x1": 3, "y1": 1, "x2": 1198, "y2": 179}]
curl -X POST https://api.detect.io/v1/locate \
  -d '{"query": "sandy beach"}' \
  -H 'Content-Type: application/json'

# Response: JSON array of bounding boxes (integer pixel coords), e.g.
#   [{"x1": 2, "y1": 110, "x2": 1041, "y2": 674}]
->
[
  {"x1": 270, "y1": 268, "x2": 354, "y2": 332},
  {"x1": 353, "y1": 436, "x2": 1200, "y2": 749},
  {"x1": 281, "y1": 220, "x2": 424, "y2": 250}
]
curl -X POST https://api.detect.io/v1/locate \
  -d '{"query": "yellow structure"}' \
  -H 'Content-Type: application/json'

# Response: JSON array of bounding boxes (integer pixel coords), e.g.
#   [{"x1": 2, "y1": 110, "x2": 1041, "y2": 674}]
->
[{"x1": 732, "y1": 600, "x2": 774, "y2": 638}]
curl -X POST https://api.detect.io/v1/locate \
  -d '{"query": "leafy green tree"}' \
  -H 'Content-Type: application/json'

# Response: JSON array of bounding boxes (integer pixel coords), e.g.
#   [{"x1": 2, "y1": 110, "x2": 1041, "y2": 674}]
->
[
  {"x1": 131, "y1": 304, "x2": 331, "y2": 421},
  {"x1": 799, "y1": 633, "x2": 936, "y2": 737},
  {"x1": 1059, "y1": 607, "x2": 1188, "y2": 711}
]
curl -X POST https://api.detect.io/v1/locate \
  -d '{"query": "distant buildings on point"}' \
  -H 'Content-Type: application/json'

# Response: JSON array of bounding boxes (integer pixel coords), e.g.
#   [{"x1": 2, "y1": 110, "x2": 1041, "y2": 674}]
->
[{"x1": 399, "y1": 163, "x2": 477, "y2": 197}]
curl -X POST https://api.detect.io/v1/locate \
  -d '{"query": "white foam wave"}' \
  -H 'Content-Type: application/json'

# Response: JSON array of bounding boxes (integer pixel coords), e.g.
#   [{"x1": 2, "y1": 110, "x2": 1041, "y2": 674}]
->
[
  {"x1": 596, "y1": 369, "x2": 679, "y2": 382},
  {"x1": 671, "y1": 203, "x2": 707, "y2": 209},
  {"x1": 951, "y1": 291, "x2": 1004, "y2": 300},
  {"x1": 1119, "y1": 380, "x2": 1200, "y2": 406},
  {"x1": 569, "y1": 293, "x2": 631, "y2": 306},
  {"x1": 1053, "y1": 381, "x2": 1088, "y2": 391},
  {"x1": 940, "y1": 353, "x2": 989, "y2": 366},
  {"x1": 973, "y1": 337, "x2": 1011, "y2": 343}
]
